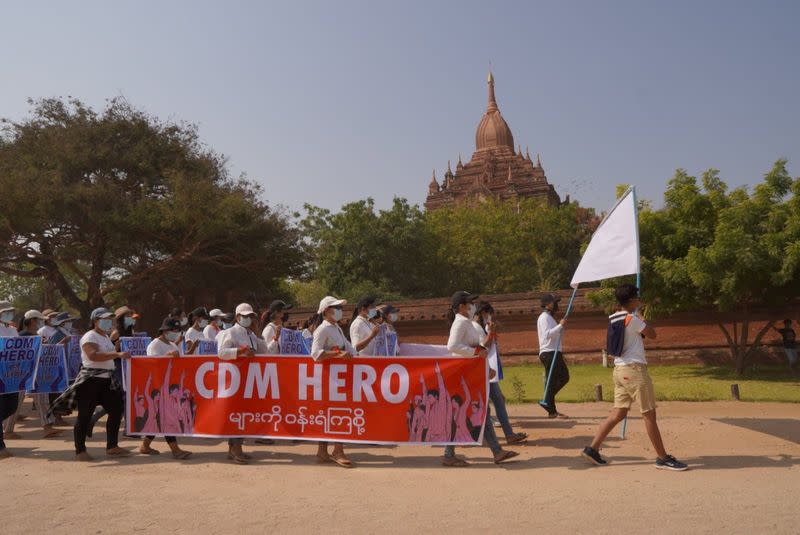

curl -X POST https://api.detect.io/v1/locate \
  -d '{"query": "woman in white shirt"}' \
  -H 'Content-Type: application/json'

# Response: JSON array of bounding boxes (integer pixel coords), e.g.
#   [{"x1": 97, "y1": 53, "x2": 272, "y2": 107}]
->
[
  {"x1": 139, "y1": 318, "x2": 192, "y2": 460},
  {"x1": 203, "y1": 309, "x2": 225, "y2": 340},
  {"x1": 311, "y1": 296, "x2": 356, "y2": 468},
  {"x1": 442, "y1": 291, "x2": 518, "y2": 467},
  {"x1": 184, "y1": 307, "x2": 211, "y2": 354},
  {"x1": 349, "y1": 296, "x2": 381, "y2": 356},
  {"x1": 261, "y1": 300, "x2": 292, "y2": 354}
]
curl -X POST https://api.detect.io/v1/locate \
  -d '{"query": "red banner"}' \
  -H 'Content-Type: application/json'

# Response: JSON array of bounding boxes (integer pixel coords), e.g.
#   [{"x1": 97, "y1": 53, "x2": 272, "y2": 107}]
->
[{"x1": 125, "y1": 355, "x2": 488, "y2": 445}]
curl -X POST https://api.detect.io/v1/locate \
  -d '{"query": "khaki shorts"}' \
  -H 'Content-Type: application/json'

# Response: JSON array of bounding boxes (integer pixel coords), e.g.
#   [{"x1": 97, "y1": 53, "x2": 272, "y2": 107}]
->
[{"x1": 613, "y1": 364, "x2": 656, "y2": 413}]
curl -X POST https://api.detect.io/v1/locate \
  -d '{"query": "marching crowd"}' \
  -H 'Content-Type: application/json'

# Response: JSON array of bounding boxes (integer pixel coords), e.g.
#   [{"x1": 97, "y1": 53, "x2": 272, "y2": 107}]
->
[{"x1": 0, "y1": 284, "x2": 729, "y2": 471}]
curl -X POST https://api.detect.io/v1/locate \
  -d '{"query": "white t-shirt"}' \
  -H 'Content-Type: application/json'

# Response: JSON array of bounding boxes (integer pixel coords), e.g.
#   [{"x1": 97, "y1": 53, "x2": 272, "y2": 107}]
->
[
  {"x1": 615, "y1": 314, "x2": 648, "y2": 366},
  {"x1": 146, "y1": 337, "x2": 181, "y2": 357},
  {"x1": 0, "y1": 325, "x2": 19, "y2": 337},
  {"x1": 217, "y1": 323, "x2": 268, "y2": 361},
  {"x1": 311, "y1": 320, "x2": 356, "y2": 361},
  {"x1": 350, "y1": 315, "x2": 377, "y2": 356},
  {"x1": 184, "y1": 326, "x2": 207, "y2": 343},
  {"x1": 537, "y1": 311, "x2": 563, "y2": 354},
  {"x1": 447, "y1": 314, "x2": 480, "y2": 357},
  {"x1": 38, "y1": 325, "x2": 58, "y2": 341},
  {"x1": 80, "y1": 329, "x2": 116, "y2": 370},
  {"x1": 203, "y1": 323, "x2": 221, "y2": 341},
  {"x1": 262, "y1": 322, "x2": 280, "y2": 354}
]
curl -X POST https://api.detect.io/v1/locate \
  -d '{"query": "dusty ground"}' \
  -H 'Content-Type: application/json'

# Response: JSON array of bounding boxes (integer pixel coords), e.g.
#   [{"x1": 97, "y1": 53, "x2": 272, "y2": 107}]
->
[{"x1": 2, "y1": 400, "x2": 798, "y2": 534}]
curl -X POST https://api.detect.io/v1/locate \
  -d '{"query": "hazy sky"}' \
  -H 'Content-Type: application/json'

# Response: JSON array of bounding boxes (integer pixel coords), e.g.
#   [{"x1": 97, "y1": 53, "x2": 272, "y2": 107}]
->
[{"x1": 3, "y1": 0, "x2": 799, "y2": 214}]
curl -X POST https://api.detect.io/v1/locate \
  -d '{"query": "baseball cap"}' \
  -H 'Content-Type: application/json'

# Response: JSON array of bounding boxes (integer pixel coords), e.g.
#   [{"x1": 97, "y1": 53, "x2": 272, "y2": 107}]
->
[
  {"x1": 42, "y1": 309, "x2": 59, "y2": 318},
  {"x1": 235, "y1": 303, "x2": 256, "y2": 316},
  {"x1": 158, "y1": 317, "x2": 182, "y2": 332},
  {"x1": 540, "y1": 293, "x2": 561, "y2": 308},
  {"x1": 114, "y1": 305, "x2": 136, "y2": 318},
  {"x1": 0, "y1": 301, "x2": 15, "y2": 313},
  {"x1": 209, "y1": 308, "x2": 225, "y2": 318},
  {"x1": 90, "y1": 307, "x2": 114, "y2": 321},
  {"x1": 268, "y1": 300, "x2": 293, "y2": 315},
  {"x1": 24, "y1": 310, "x2": 47, "y2": 321},
  {"x1": 51, "y1": 311, "x2": 77, "y2": 325},
  {"x1": 378, "y1": 304, "x2": 399, "y2": 315},
  {"x1": 317, "y1": 296, "x2": 347, "y2": 314},
  {"x1": 451, "y1": 291, "x2": 479, "y2": 309}
]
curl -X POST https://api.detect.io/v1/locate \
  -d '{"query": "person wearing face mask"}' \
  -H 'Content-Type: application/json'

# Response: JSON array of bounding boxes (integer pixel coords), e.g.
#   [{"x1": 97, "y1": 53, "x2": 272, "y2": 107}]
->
[
  {"x1": 261, "y1": 300, "x2": 293, "y2": 354},
  {"x1": 474, "y1": 302, "x2": 528, "y2": 445},
  {"x1": 537, "y1": 293, "x2": 570, "y2": 419},
  {"x1": 204, "y1": 309, "x2": 226, "y2": 340},
  {"x1": 311, "y1": 295, "x2": 357, "y2": 467},
  {"x1": 376, "y1": 304, "x2": 400, "y2": 356},
  {"x1": 48, "y1": 307, "x2": 132, "y2": 461},
  {"x1": 442, "y1": 291, "x2": 519, "y2": 467},
  {"x1": 37, "y1": 309, "x2": 60, "y2": 341},
  {"x1": 349, "y1": 295, "x2": 381, "y2": 356},
  {"x1": 184, "y1": 307, "x2": 211, "y2": 354},
  {"x1": 216, "y1": 303, "x2": 268, "y2": 463},
  {"x1": 0, "y1": 302, "x2": 19, "y2": 458},
  {"x1": 139, "y1": 317, "x2": 193, "y2": 460}
]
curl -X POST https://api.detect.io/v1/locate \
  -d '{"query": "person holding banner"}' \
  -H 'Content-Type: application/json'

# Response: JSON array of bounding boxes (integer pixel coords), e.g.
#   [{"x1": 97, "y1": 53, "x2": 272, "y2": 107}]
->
[
  {"x1": 262, "y1": 300, "x2": 293, "y2": 354},
  {"x1": 217, "y1": 303, "x2": 268, "y2": 464},
  {"x1": 18, "y1": 311, "x2": 64, "y2": 439},
  {"x1": 204, "y1": 309, "x2": 226, "y2": 341},
  {"x1": 475, "y1": 302, "x2": 527, "y2": 445},
  {"x1": 36, "y1": 309, "x2": 60, "y2": 341},
  {"x1": 184, "y1": 307, "x2": 211, "y2": 354},
  {"x1": 582, "y1": 285, "x2": 688, "y2": 471},
  {"x1": 537, "y1": 294, "x2": 570, "y2": 419},
  {"x1": 443, "y1": 291, "x2": 518, "y2": 467},
  {"x1": 311, "y1": 295, "x2": 357, "y2": 468},
  {"x1": 139, "y1": 317, "x2": 193, "y2": 459},
  {"x1": 350, "y1": 295, "x2": 381, "y2": 356},
  {"x1": 0, "y1": 301, "x2": 19, "y2": 458}
]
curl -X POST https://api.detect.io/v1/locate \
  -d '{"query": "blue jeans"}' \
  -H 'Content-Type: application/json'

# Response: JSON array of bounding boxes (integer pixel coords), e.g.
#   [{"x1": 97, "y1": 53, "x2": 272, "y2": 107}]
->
[
  {"x1": 444, "y1": 404, "x2": 502, "y2": 458},
  {"x1": 785, "y1": 348, "x2": 798, "y2": 366},
  {"x1": 0, "y1": 393, "x2": 20, "y2": 449},
  {"x1": 489, "y1": 382, "x2": 514, "y2": 438}
]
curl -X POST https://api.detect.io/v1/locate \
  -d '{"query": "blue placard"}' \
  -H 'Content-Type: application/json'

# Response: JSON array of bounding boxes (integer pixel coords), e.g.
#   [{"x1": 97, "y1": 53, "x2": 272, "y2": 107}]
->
[
  {"x1": 195, "y1": 340, "x2": 218, "y2": 355},
  {"x1": 66, "y1": 335, "x2": 82, "y2": 380},
  {"x1": 119, "y1": 336, "x2": 150, "y2": 356},
  {"x1": 279, "y1": 328, "x2": 310, "y2": 355},
  {"x1": 29, "y1": 344, "x2": 68, "y2": 394},
  {"x1": 0, "y1": 336, "x2": 42, "y2": 393}
]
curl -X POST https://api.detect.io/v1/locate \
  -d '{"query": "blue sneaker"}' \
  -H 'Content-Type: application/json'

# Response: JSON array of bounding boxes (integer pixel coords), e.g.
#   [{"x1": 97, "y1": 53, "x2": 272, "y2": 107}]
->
[
  {"x1": 655, "y1": 455, "x2": 688, "y2": 471},
  {"x1": 581, "y1": 446, "x2": 608, "y2": 466}
]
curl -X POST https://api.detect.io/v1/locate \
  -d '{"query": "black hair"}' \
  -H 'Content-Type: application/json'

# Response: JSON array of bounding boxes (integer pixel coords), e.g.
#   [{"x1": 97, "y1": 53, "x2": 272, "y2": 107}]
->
[
  {"x1": 452, "y1": 394, "x2": 463, "y2": 405},
  {"x1": 445, "y1": 308, "x2": 456, "y2": 326},
  {"x1": 169, "y1": 384, "x2": 180, "y2": 394},
  {"x1": 308, "y1": 313, "x2": 323, "y2": 332},
  {"x1": 115, "y1": 313, "x2": 134, "y2": 336},
  {"x1": 477, "y1": 303, "x2": 494, "y2": 329},
  {"x1": 352, "y1": 295, "x2": 377, "y2": 321},
  {"x1": 615, "y1": 284, "x2": 640, "y2": 306},
  {"x1": 427, "y1": 389, "x2": 439, "y2": 399},
  {"x1": 170, "y1": 308, "x2": 183, "y2": 318},
  {"x1": 151, "y1": 389, "x2": 160, "y2": 398}
]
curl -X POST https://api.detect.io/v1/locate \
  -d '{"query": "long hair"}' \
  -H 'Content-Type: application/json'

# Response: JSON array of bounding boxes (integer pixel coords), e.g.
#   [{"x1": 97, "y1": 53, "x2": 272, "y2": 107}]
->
[{"x1": 445, "y1": 306, "x2": 457, "y2": 327}]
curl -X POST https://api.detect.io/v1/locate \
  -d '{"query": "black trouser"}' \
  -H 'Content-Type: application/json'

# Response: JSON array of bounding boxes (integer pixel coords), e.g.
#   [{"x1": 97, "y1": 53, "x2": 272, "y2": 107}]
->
[
  {"x1": 146, "y1": 435, "x2": 177, "y2": 444},
  {"x1": 74, "y1": 377, "x2": 123, "y2": 454},
  {"x1": 0, "y1": 392, "x2": 20, "y2": 449},
  {"x1": 539, "y1": 351, "x2": 569, "y2": 414}
]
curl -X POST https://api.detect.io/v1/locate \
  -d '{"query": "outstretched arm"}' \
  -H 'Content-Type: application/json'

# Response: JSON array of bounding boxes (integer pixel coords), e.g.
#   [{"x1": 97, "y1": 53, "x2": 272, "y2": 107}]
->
[
  {"x1": 435, "y1": 361, "x2": 449, "y2": 400},
  {"x1": 461, "y1": 376, "x2": 471, "y2": 407},
  {"x1": 161, "y1": 358, "x2": 172, "y2": 398}
]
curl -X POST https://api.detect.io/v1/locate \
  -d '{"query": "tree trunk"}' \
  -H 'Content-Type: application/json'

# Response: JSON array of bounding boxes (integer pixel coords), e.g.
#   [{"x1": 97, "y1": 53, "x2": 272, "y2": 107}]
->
[{"x1": 719, "y1": 312, "x2": 776, "y2": 375}]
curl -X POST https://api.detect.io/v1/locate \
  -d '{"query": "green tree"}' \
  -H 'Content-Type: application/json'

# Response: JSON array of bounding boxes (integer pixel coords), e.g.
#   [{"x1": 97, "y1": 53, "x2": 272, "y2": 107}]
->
[{"x1": 0, "y1": 97, "x2": 304, "y2": 320}]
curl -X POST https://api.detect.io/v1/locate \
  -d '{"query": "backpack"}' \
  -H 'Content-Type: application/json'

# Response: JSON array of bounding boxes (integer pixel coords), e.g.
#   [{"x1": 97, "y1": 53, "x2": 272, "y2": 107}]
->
[{"x1": 606, "y1": 311, "x2": 628, "y2": 357}]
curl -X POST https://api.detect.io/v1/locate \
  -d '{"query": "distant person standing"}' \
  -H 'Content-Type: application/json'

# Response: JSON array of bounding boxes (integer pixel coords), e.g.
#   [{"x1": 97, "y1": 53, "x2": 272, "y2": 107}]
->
[
  {"x1": 262, "y1": 300, "x2": 293, "y2": 354},
  {"x1": 537, "y1": 293, "x2": 570, "y2": 419},
  {"x1": 0, "y1": 301, "x2": 19, "y2": 458},
  {"x1": 184, "y1": 307, "x2": 211, "y2": 354},
  {"x1": 350, "y1": 296, "x2": 381, "y2": 356},
  {"x1": 774, "y1": 319, "x2": 797, "y2": 371},
  {"x1": 203, "y1": 309, "x2": 226, "y2": 341}
]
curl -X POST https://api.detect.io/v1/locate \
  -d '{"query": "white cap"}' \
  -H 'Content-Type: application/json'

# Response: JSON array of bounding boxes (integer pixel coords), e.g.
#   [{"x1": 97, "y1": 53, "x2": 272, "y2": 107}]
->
[
  {"x1": 209, "y1": 308, "x2": 225, "y2": 318},
  {"x1": 317, "y1": 295, "x2": 347, "y2": 314},
  {"x1": 235, "y1": 303, "x2": 256, "y2": 316},
  {"x1": 24, "y1": 310, "x2": 47, "y2": 321},
  {"x1": 0, "y1": 301, "x2": 14, "y2": 313}
]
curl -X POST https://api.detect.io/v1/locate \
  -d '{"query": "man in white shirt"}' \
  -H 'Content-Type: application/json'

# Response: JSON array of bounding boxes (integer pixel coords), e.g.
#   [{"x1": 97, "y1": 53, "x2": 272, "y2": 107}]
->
[
  {"x1": 537, "y1": 293, "x2": 570, "y2": 419},
  {"x1": 0, "y1": 302, "x2": 20, "y2": 458},
  {"x1": 261, "y1": 300, "x2": 293, "y2": 354},
  {"x1": 203, "y1": 309, "x2": 226, "y2": 340},
  {"x1": 582, "y1": 284, "x2": 688, "y2": 471},
  {"x1": 216, "y1": 303, "x2": 267, "y2": 464},
  {"x1": 349, "y1": 295, "x2": 381, "y2": 356}
]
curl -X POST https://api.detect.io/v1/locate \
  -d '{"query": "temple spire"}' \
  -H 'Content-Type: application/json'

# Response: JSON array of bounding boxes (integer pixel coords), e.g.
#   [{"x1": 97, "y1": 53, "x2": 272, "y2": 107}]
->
[
  {"x1": 525, "y1": 146, "x2": 531, "y2": 160},
  {"x1": 537, "y1": 153, "x2": 542, "y2": 167},
  {"x1": 487, "y1": 70, "x2": 498, "y2": 113}
]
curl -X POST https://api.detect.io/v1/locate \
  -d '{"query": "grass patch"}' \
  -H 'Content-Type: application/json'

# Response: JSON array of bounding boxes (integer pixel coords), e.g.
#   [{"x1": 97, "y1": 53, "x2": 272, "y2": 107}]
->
[{"x1": 500, "y1": 364, "x2": 800, "y2": 403}]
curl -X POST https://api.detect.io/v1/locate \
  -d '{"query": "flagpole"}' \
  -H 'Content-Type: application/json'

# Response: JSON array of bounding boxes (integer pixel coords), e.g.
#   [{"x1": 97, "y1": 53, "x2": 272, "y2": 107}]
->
[
  {"x1": 540, "y1": 286, "x2": 578, "y2": 409},
  {"x1": 620, "y1": 187, "x2": 641, "y2": 440}
]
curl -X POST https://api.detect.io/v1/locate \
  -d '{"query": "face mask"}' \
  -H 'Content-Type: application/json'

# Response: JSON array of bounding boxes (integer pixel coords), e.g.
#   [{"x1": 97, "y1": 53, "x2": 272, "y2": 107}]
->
[
  {"x1": 215, "y1": 319, "x2": 223, "y2": 328},
  {"x1": 180, "y1": 317, "x2": 188, "y2": 326},
  {"x1": 98, "y1": 319, "x2": 113, "y2": 333},
  {"x1": 124, "y1": 316, "x2": 136, "y2": 328},
  {"x1": 367, "y1": 308, "x2": 377, "y2": 319},
  {"x1": 62, "y1": 322, "x2": 72, "y2": 331},
  {"x1": 199, "y1": 319, "x2": 209, "y2": 328},
  {"x1": 332, "y1": 308, "x2": 343, "y2": 322},
  {"x1": 468, "y1": 304, "x2": 477, "y2": 317},
  {"x1": 223, "y1": 322, "x2": 233, "y2": 329},
  {"x1": 238, "y1": 316, "x2": 252, "y2": 328},
  {"x1": 166, "y1": 331, "x2": 180, "y2": 343},
  {"x1": 389, "y1": 313, "x2": 398, "y2": 322},
  {"x1": 0, "y1": 311, "x2": 14, "y2": 323}
]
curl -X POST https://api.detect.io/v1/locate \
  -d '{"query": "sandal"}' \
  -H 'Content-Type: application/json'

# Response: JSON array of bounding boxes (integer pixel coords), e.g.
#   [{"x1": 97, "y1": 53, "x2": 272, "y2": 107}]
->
[
  {"x1": 172, "y1": 450, "x2": 192, "y2": 460},
  {"x1": 493, "y1": 450, "x2": 520, "y2": 464},
  {"x1": 43, "y1": 428, "x2": 64, "y2": 438},
  {"x1": 75, "y1": 452, "x2": 94, "y2": 462},
  {"x1": 106, "y1": 447, "x2": 131, "y2": 457},
  {"x1": 139, "y1": 446, "x2": 161, "y2": 455},
  {"x1": 316, "y1": 454, "x2": 334, "y2": 464},
  {"x1": 506, "y1": 432, "x2": 528, "y2": 445},
  {"x1": 227, "y1": 451, "x2": 249, "y2": 464},
  {"x1": 331, "y1": 454, "x2": 354, "y2": 468},
  {"x1": 442, "y1": 456, "x2": 470, "y2": 467}
]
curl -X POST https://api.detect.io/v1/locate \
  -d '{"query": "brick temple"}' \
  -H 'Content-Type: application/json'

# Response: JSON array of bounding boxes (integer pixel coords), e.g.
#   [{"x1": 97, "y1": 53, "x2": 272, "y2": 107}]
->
[{"x1": 424, "y1": 72, "x2": 562, "y2": 210}]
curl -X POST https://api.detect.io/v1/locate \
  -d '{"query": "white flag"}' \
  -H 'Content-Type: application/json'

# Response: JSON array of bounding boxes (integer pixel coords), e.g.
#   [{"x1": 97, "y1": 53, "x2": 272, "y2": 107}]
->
[{"x1": 570, "y1": 188, "x2": 640, "y2": 288}]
